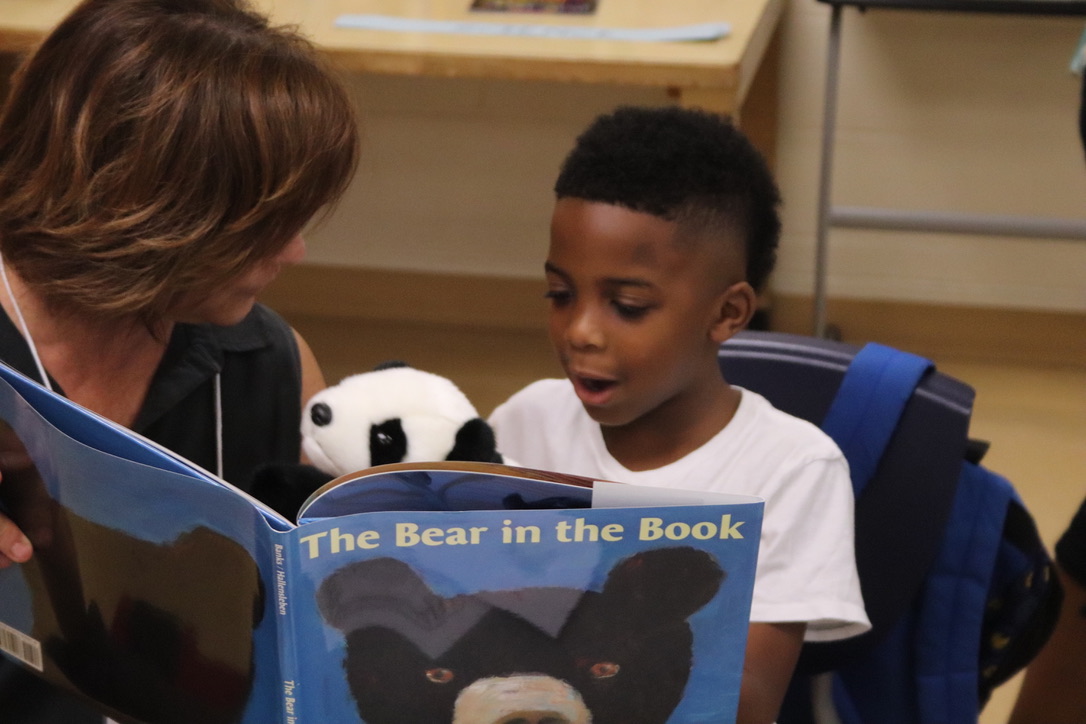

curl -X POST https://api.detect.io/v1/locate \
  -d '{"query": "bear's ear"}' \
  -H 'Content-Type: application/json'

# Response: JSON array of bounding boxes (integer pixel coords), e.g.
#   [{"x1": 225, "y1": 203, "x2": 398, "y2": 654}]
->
[
  {"x1": 446, "y1": 417, "x2": 503, "y2": 464},
  {"x1": 316, "y1": 558, "x2": 440, "y2": 632},
  {"x1": 373, "y1": 360, "x2": 409, "y2": 372},
  {"x1": 600, "y1": 547, "x2": 725, "y2": 621}
]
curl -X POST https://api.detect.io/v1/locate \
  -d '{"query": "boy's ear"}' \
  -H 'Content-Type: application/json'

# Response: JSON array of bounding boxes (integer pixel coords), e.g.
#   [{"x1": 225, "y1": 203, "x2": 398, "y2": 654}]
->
[{"x1": 709, "y1": 281, "x2": 757, "y2": 344}]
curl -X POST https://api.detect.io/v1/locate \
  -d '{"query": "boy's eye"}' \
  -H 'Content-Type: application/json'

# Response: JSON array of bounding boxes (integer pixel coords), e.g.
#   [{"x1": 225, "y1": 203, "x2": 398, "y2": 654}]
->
[
  {"x1": 544, "y1": 289, "x2": 573, "y2": 306},
  {"x1": 613, "y1": 301, "x2": 651, "y2": 320}
]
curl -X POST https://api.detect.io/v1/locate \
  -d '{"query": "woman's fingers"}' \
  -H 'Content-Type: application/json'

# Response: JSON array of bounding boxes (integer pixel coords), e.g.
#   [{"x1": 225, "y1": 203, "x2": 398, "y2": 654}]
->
[
  {"x1": 0, "y1": 423, "x2": 37, "y2": 566},
  {"x1": 0, "y1": 512, "x2": 32, "y2": 568}
]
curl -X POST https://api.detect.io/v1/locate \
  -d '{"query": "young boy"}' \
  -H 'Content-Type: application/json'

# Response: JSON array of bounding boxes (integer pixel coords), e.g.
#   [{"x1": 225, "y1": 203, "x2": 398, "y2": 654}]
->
[{"x1": 489, "y1": 106, "x2": 870, "y2": 724}]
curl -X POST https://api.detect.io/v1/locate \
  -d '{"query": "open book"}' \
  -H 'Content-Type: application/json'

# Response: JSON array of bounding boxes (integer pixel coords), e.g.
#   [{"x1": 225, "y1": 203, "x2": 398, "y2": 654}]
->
[{"x1": 0, "y1": 362, "x2": 763, "y2": 724}]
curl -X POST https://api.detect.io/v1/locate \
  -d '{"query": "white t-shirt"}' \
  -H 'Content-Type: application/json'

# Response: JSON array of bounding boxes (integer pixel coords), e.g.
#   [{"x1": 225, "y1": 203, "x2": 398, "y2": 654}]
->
[{"x1": 490, "y1": 379, "x2": 870, "y2": 643}]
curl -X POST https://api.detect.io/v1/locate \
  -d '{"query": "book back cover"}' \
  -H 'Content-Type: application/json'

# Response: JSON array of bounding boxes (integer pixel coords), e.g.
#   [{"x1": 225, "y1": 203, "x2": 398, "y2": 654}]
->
[{"x1": 0, "y1": 366, "x2": 283, "y2": 724}]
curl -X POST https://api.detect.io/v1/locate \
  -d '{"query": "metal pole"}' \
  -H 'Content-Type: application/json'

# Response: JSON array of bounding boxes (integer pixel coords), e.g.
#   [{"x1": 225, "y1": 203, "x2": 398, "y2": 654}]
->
[
  {"x1": 830, "y1": 206, "x2": 1086, "y2": 240},
  {"x1": 814, "y1": 3, "x2": 844, "y2": 338}
]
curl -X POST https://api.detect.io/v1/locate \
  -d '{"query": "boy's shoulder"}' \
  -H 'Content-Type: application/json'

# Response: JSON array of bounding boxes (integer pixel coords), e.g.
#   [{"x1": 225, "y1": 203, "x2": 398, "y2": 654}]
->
[
  {"x1": 492, "y1": 378, "x2": 576, "y2": 418},
  {"x1": 730, "y1": 387, "x2": 846, "y2": 463},
  {"x1": 489, "y1": 378, "x2": 597, "y2": 470}
]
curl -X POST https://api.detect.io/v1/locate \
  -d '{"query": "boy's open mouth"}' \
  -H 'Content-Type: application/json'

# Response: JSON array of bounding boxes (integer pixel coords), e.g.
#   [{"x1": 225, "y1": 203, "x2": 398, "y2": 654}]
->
[
  {"x1": 574, "y1": 375, "x2": 616, "y2": 396},
  {"x1": 581, "y1": 377, "x2": 612, "y2": 392}
]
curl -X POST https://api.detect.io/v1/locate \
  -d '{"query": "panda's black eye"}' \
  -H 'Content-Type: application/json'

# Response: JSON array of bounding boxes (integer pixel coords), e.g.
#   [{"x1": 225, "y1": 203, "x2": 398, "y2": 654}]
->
[
  {"x1": 310, "y1": 403, "x2": 333, "y2": 427},
  {"x1": 589, "y1": 661, "x2": 620, "y2": 679},
  {"x1": 425, "y1": 667, "x2": 454, "y2": 684},
  {"x1": 369, "y1": 418, "x2": 407, "y2": 466}
]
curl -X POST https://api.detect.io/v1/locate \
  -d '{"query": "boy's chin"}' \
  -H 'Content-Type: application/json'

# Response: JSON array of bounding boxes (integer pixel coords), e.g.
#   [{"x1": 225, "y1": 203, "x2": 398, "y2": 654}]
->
[{"x1": 581, "y1": 403, "x2": 636, "y2": 429}]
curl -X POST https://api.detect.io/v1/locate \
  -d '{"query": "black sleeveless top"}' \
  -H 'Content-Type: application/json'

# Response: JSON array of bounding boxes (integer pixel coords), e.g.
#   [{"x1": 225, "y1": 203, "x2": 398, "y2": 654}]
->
[
  {"x1": 0, "y1": 303, "x2": 304, "y2": 723},
  {"x1": 0, "y1": 302, "x2": 303, "y2": 488}
]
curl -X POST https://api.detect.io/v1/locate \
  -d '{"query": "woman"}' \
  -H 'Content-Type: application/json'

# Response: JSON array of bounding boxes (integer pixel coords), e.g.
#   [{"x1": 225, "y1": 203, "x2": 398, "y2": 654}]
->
[{"x1": 0, "y1": 0, "x2": 359, "y2": 719}]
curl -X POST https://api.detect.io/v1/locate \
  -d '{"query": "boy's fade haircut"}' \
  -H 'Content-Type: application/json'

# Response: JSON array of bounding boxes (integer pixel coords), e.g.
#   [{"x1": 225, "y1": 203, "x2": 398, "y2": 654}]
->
[
  {"x1": 554, "y1": 105, "x2": 781, "y2": 293},
  {"x1": 0, "y1": 0, "x2": 359, "y2": 326}
]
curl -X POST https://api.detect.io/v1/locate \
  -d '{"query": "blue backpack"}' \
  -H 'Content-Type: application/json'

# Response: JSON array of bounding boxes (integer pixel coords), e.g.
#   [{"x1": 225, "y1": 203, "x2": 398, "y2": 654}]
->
[{"x1": 718, "y1": 333, "x2": 1061, "y2": 724}]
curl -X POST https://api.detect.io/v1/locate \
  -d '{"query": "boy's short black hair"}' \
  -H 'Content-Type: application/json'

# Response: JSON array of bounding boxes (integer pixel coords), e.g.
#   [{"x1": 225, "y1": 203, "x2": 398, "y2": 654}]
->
[{"x1": 555, "y1": 105, "x2": 781, "y2": 292}]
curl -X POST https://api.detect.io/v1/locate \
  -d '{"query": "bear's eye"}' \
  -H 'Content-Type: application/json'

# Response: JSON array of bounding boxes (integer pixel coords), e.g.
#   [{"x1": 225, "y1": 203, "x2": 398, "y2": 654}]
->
[
  {"x1": 310, "y1": 403, "x2": 333, "y2": 427},
  {"x1": 425, "y1": 667, "x2": 455, "y2": 684},
  {"x1": 369, "y1": 418, "x2": 407, "y2": 466},
  {"x1": 589, "y1": 661, "x2": 620, "y2": 679}
]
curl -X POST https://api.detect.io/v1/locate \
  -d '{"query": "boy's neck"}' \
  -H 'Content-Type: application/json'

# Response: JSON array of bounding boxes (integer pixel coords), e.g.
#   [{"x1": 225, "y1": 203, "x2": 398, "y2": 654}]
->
[{"x1": 600, "y1": 383, "x2": 741, "y2": 472}]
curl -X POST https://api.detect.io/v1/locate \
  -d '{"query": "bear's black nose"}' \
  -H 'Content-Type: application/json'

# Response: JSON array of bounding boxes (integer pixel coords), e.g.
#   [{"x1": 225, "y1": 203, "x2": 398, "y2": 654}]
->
[{"x1": 310, "y1": 402, "x2": 333, "y2": 426}]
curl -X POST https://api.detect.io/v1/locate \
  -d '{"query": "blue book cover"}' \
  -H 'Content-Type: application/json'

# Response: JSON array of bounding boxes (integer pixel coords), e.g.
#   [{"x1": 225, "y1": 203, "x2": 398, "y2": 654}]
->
[{"x1": 0, "y1": 363, "x2": 763, "y2": 724}]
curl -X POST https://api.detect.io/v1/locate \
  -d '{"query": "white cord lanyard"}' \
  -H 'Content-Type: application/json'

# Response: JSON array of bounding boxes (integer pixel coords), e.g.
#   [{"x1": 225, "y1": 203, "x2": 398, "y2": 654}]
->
[
  {"x1": 0, "y1": 255, "x2": 225, "y2": 478},
  {"x1": 1, "y1": 255, "x2": 51, "y2": 394}
]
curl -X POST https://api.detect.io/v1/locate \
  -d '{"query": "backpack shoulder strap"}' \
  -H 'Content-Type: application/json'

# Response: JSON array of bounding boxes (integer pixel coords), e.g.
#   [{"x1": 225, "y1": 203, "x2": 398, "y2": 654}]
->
[
  {"x1": 913, "y1": 459, "x2": 1015, "y2": 723},
  {"x1": 796, "y1": 342, "x2": 936, "y2": 675},
  {"x1": 821, "y1": 343, "x2": 934, "y2": 494}
]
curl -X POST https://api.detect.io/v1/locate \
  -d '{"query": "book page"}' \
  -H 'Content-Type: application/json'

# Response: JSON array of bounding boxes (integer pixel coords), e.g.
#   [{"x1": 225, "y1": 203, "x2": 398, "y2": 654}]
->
[
  {"x1": 592, "y1": 479, "x2": 761, "y2": 508},
  {"x1": 298, "y1": 461, "x2": 593, "y2": 522}
]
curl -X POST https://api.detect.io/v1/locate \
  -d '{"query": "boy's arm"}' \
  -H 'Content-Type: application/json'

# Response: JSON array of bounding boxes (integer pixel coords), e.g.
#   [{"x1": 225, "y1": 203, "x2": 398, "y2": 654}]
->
[{"x1": 737, "y1": 621, "x2": 806, "y2": 724}]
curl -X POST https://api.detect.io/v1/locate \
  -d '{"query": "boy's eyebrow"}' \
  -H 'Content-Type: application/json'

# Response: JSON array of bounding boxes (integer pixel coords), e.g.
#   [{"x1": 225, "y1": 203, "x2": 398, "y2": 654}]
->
[
  {"x1": 543, "y1": 261, "x2": 565, "y2": 277},
  {"x1": 543, "y1": 262, "x2": 654, "y2": 289},
  {"x1": 604, "y1": 277, "x2": 653, "y2": 289}
]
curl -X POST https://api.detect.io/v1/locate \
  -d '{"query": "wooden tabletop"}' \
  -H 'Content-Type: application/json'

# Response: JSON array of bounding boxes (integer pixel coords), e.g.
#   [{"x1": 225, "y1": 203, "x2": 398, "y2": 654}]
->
[{"x1": 0, "y1": 0, "x2": 784, "y2": 113}]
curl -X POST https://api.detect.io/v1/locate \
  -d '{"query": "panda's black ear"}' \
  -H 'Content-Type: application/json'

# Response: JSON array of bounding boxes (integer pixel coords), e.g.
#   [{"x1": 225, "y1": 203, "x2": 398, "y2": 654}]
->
[
  {"x1": 447, "y1": 417, "x2": 503, "y2": 464},
  {"x1": 373, "y1": 360, "x2": 409, "y2": 371}
]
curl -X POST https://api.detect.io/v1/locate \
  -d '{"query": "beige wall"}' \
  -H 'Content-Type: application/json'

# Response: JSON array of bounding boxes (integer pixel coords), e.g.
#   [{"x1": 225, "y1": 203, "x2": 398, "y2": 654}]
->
[
  {"x1": 305, "y1": 3, "x2": 1086, "y2": 314},
  {"x1": 774, "y1": 2, "x2": 1086, "y2": 313},
  {"x1": 304, "y1": 74, "x2": 667, "y2": 277}
]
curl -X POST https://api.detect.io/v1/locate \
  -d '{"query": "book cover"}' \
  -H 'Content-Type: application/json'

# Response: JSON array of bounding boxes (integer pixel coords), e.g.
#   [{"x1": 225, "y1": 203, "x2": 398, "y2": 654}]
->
[{"x1": 0, "y1": 363, "x2": 762, "y2": 724}]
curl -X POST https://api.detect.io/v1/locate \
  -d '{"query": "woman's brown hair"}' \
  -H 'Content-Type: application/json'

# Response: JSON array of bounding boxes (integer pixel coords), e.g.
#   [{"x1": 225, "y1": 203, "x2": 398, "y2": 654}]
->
[{"x1": 0, "y1": 0, "x2": 359, "y2": 325}]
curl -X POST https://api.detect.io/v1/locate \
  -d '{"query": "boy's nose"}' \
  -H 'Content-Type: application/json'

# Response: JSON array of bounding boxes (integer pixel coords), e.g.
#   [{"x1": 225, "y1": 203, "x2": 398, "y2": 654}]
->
[{"x1": 565, "y1": 305, "x2": 605, "y2": 351}]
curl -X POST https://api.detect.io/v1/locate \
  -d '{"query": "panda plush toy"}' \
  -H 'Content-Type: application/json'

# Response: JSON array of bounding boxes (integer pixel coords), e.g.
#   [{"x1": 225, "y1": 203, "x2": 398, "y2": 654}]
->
[{"x1": 250, "y1": 362, "x2": 504, "y2": 520}]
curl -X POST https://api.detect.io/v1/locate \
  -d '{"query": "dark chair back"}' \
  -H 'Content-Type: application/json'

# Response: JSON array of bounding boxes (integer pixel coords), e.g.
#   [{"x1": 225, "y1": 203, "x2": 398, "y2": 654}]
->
[{"x1": 717, "y1": 330, "x2": 974, "y2": 670}]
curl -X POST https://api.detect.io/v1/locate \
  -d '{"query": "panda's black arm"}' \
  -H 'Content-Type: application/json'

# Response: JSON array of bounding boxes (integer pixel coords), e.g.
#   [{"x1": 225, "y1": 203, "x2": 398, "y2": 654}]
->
[
  {"x1": 447, "y1": 417, "x2": 503, "y2": 464},
  {"x1": 247, "y1": 463, "x2": 334, "y2": 521}
]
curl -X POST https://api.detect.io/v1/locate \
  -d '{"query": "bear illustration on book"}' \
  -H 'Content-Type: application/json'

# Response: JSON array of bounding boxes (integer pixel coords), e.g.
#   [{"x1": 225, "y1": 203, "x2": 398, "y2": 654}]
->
[
  {"x1": 317, "y1": 546, "x2": 726, "y2": 724},
  {"x1": 0, "y1": 422, "x2": 263, "y2": 724}
]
